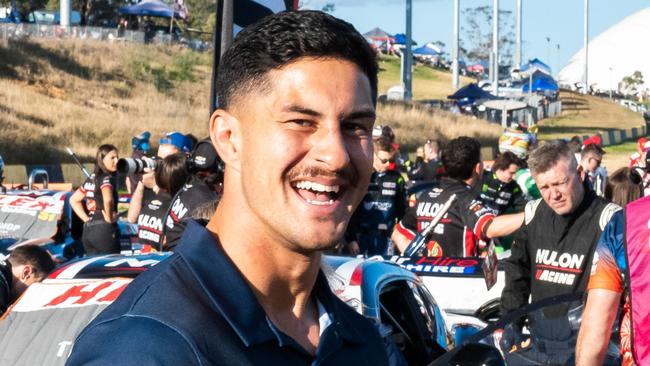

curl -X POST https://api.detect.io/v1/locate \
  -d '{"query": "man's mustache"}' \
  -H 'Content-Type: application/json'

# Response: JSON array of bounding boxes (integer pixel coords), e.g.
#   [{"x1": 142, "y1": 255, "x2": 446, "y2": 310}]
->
[{"x1": 287, "y1": 165, "x2": 359, "y2": 187}]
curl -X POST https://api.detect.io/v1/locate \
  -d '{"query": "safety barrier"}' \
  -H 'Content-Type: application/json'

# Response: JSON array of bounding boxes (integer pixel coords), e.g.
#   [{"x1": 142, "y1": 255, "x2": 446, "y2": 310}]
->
[
  {"x1": 3, "y1": 164, "x2": 95, "y2": 188},
  {"x1": 582, "y1": 123, "x2": 648, "y2": 147}
]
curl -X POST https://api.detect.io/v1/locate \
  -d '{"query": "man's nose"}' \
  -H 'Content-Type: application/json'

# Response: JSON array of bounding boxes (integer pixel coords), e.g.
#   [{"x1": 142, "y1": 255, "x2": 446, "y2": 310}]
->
[{"x1": 311, "y1": 125, "x2": 350, "y2": 171}]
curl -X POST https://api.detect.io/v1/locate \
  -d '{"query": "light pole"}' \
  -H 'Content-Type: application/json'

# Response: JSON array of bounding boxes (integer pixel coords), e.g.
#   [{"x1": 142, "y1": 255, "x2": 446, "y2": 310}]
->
[
  {"x1": 583, "y1": 0, "x2": 589, "y2": 94},
  {"x1": 403, "y1": 0, "x2": 413, "y2": 100},
  {"x1": 492, "y1": 0, "x2": 499, "y2": 96},
  {"x1": 452, "y1": 0, "x2": 460, "y2": 89},
  {"x1": 515, "y1": 0, "x2": 522, "y2": 69},
  {"x1": 609, "y1": 66, "x2": 613, "y2": 99},
  {"x1": 545, "y1": 36, "x2": 551, "y2": 67}
]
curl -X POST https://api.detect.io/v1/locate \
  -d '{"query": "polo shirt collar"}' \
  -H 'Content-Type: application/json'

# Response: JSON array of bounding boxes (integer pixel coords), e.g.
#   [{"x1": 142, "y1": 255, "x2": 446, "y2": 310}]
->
[{"x1": 176, "y1": 220, "x2": 365, "y2": 348}]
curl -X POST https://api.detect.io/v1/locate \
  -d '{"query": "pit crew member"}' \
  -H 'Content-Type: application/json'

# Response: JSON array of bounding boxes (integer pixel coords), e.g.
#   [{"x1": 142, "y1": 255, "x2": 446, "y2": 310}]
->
[{"x1": 392, "y1": 137, "x2": 524, "y2": 257}]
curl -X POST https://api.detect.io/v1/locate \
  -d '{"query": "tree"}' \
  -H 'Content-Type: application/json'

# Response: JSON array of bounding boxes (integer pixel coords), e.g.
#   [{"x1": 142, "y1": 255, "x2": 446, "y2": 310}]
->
[
  {"x1": 298, "y1": 0, "x2": 334, "y2": 12},
  {"x1": 620, "y1": 71, "x2": 644, "y2": 95},
  {"x1": 460, "y1": 5, "x2": 515, "y2": 66}
]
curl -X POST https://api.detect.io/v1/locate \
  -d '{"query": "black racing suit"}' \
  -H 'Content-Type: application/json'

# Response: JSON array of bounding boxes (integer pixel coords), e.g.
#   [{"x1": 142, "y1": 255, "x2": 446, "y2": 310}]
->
[
  {"x1": 136, "y1": 189, "x2": 172, "y2": 251},
  {"x1": 0, "y1": 260, "x2": 12, "y2": 316},
  {"x1": 395, "y1": 177, "x2": 496, "y2": 257},
  {"x1": 477, "y1": 170, "x2": 527, "y2": 215},
  {"x1": 346, "y1": 170, "x2": 406, "y2": 256},
  {"x1": 500, "y1": 188, "x2": 621, "y2": 364},
  {"x1": 80, "y1": 172, "x2": 120, "y2": 255},
  {"x1": 163, "y1": 176, "x2": 218, "y2": 251}
]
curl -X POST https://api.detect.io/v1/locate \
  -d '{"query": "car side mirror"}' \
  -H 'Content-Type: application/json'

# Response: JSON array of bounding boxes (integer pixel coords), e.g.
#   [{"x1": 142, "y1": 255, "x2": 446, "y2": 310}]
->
[{"x1": 448, "y1": 343, "x2": 504, "y2": 366}]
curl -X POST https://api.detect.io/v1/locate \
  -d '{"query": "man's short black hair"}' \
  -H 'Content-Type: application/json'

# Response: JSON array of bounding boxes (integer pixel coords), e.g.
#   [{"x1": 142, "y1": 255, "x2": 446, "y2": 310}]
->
[
  {"x1": 8, "y1": 245, "x2": 55, "y2": 280},
  {"x1": 216, "y1": 10, "x2": 378, "y2": 109},
  {"x1": 441, "y1": 137, "x2": 481, "y2": 180}
]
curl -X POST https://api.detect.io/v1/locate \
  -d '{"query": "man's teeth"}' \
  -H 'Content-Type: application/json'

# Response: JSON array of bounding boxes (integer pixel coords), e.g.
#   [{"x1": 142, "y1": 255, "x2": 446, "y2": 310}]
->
[
  {"x1": 294, "y1": 181, "x2": 340, "y2": 193},
  {"x1": 306, "y1": 199, "x2": 334, "y2": 206}
]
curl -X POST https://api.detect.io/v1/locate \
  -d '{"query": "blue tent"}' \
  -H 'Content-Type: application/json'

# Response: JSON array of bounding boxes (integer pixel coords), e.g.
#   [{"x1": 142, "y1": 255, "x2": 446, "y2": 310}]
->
[
  {"x1": 413, "y1": 44, "x2": 440, "y2": 56},
  {"x1": 448, "y1": 83, "x2": 497, "y2": 106},
  {"x1": 118, "y1": 0, "x2": 185, "y2": 19},
  {"x1": 521, "y1": 70, "x2": 558, "y2": 92},
  {"x1": 521, "y1": 58, "x2": 551, "y2": 75},
  {"x1": 393, "y1": 33, "x2": 417, "y2": 46}
]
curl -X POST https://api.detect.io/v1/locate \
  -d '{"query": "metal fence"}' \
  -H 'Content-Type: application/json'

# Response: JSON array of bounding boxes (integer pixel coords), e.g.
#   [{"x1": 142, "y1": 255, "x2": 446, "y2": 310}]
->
[{"x1": 0, "y1": 23, "x2": 210, "y2": 50}]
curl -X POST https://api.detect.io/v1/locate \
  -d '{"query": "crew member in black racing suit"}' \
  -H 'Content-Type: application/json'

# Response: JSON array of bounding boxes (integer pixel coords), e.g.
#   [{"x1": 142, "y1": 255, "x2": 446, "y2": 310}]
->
[
  {"x1": 132, "y1": 153, "x2": 189, "y2": 250},
  {"x1": 346, "y1": 138, "x2": 406, "y2": 256},
  {"x1": 392, "y1": 137, "x2": 524, "y2": 257},
  {"x1": 500, "y1": 141, "x2": 620, "y2": 365},
  {"x1": 477, "y1": 151, "x2": 527, "y2": 215},
  {"x1": 70, "y1": 145, "x2": 121, "y2": 255},
  {"x1": 162, "y1": 139, "x2": 222, "y2": 251}
]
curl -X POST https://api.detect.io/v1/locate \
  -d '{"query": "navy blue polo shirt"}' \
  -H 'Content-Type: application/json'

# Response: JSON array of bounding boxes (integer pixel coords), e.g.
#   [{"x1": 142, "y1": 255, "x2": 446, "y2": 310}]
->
[{"x1": 67, "y1": 220, "x2": 391, "y2": 366}]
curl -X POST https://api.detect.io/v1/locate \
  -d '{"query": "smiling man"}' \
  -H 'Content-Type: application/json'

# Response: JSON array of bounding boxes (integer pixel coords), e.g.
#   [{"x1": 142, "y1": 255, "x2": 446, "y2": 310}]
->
[
  {"x1": 67, "y1": 11, "x2": 398, "y2": 366},
  {"x1": 500, "y1": 140, "x2": 620, "y2": 365}
]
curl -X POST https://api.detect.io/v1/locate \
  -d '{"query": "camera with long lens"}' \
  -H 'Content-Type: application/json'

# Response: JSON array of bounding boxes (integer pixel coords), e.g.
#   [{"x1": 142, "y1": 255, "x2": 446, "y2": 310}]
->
[{"x1": 117, "y1": 156, "x2": 158, "y2": 175}]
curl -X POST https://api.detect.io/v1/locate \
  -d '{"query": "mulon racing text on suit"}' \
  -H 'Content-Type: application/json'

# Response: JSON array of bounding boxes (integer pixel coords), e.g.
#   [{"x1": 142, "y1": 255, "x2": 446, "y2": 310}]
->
[
  {"x1": 347, "y1": 170, "x2": 406, "y2": 255},
  {"x1": 500, "y1": 189, "x2": 619, "y2": 364},
  {"x1": 136, "y1": 189, "x2": 172, "y2": 250},
  {"x1": 501, "y1": 189, "x2": 620, "y2": 314},
  {"x1": 163, "y1": 175, "x2": 217, "y2": 251},
  {"x1": 395, "y1": 177, "x2": 496, "y2": 257},
  {"x1": 67, "y1": 220, "x2": 394, "y2": 366}
]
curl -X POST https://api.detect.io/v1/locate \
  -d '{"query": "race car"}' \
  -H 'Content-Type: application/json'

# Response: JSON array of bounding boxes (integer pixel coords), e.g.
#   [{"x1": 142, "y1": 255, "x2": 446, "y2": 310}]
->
[
  {"x1": 0, "y1": 188, "x2": 79, "y2": 261},
  {"x1": 0, "y1": 253, "x2": 502, "y2": 366},
  {"x1": 0, "y1": 171, "x2": 147, "y2": 261},
  {"x1": 388, "y1": 254, "x2": 506, "y2": 323}
]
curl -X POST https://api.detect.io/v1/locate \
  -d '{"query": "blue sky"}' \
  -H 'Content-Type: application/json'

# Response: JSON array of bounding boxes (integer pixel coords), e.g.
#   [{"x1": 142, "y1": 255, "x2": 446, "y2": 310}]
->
[{"x1": 302, "y1": 0, "x2": 649, "y2": 74}]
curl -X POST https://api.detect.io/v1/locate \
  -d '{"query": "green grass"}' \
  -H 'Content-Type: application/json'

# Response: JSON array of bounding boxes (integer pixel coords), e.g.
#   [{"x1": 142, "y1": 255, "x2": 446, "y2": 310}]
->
[
  {"x1": 377, "y1": 55, "x2": 473, "y2": 100},
  {"x1": 604, "y1": 140, "x2": 639, "y2": 154}
]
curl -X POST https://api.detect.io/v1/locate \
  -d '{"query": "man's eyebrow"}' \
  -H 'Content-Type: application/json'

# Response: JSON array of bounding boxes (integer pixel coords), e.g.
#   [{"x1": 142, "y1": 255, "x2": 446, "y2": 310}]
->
[
  {"x1": 342, "y1": 109, "x2": 376, "y2": 120},
  {"x1": 282, "y1": 105, "x2": 322, "y2": 117}
]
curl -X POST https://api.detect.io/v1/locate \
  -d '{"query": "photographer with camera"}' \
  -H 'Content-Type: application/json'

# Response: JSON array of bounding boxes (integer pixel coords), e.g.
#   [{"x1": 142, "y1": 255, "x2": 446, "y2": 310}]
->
[
  {"x1": 127, "y1": 153, "x2": 189, "y2": 250},
  {"x1": 70, "y1": 144, "x2": 121, "y2": 255},
  {"x1": 162, "y1": 138, "x2": 222, "y2": 251},
  {"x1": 123, "y1": 132, "x2": 192, "y2": 234}
]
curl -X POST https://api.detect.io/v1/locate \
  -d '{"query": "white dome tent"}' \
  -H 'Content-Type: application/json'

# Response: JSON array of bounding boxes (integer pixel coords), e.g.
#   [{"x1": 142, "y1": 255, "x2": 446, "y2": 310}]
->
[{"x1": 558, "y1": 7, "x2": 650, "y2": 94}]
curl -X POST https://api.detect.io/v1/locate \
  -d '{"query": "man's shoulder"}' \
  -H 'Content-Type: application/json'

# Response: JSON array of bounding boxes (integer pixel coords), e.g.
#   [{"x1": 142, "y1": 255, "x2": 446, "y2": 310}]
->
[
  {"x1": 68, "y1": 314, "x2": 201, "y2": 366},
  {"x1": 593, "y1": 198, "x2": 621, "y2": 231}
]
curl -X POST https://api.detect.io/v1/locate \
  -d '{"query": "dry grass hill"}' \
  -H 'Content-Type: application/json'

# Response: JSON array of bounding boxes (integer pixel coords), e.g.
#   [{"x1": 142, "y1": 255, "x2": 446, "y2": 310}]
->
[
  {"x1": 0, "y1": 37, "x2": 642, "y2": 172},
  {"x1": 0, "y1": 38, "x2": 499, "y2": 164}
]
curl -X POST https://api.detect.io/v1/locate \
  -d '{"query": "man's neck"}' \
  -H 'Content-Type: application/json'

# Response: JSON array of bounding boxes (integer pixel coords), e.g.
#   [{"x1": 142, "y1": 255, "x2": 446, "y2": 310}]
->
[{"x1": 207, "y1": 192, "x2": 321, "y2": 353}]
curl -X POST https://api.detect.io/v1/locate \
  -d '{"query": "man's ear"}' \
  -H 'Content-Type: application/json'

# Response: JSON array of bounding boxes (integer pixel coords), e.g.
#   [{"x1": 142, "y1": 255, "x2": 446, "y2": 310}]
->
[
  {"x1": 20, "y1": 265, "x2": 33, "y2": 282},
  {"x1": 209, "y1": 109, "x2": 241, "y2": 172},
  {"x1": 577, "y1": 164, "x2": 586, "y2": 181},
  {"x1": 474, "y1": 162, "x2": 482, "y2": 176}
]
